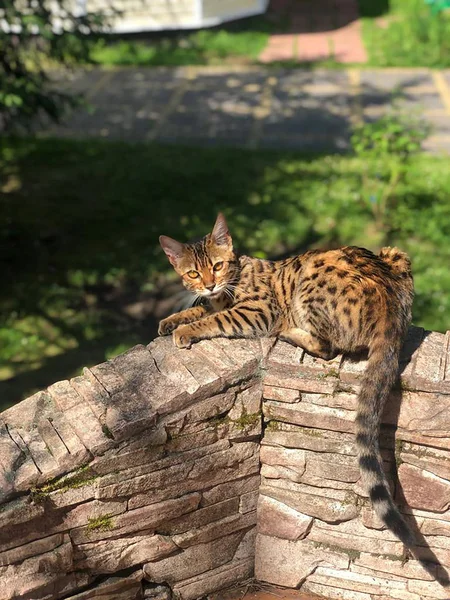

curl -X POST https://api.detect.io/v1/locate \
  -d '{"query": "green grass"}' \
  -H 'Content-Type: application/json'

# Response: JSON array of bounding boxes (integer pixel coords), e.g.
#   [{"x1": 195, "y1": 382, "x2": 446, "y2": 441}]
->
[
  {"x1": 1, "y1": 137, "x2": 449, "y2": 410},
  {"x1": 90, "y1": 18, "x2": 272, "y2": 67},
  {"x1": 359, "y1": 0, "x2": 450, "y2": 66}
]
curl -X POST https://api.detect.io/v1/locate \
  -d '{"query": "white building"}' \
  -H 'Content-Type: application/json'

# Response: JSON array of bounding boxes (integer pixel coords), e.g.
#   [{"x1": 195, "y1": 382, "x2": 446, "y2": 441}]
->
[{"x1": 100, "y1": 0, "x2": 270, "y2": 33}]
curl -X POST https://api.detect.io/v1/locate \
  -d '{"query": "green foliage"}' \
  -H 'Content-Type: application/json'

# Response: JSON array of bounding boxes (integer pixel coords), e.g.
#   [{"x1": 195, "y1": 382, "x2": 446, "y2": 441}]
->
[
  {"x1": 351, "y1": 111, "x2": 431, "y2": 231},
  {"x1": 0, "y1": 138, "x2": 449, "y2": 409},
  {"x1": 426, "y1": 0, "x2": 450, "y2": 13},
  {"x1": 357, "y1": 0, "x2": 390, "y2": 18},
  {"x1": 90, "y1": 28, "x2": 269, "y2": 67},
  {"x1": 360, "y1": 0, "x2": 450, "y2": 66},
  {"x1": 351, "y1": 112, "x2": 431, "y2": 159},
  {"x1": 0, "y1": 1, "x2": 110, "y2": 130}
]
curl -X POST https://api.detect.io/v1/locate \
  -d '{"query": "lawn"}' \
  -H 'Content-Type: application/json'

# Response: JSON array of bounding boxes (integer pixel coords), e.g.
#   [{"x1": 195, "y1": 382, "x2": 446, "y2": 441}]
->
[
  {"x1": 359, "y1": 0, "x2": 450, "y2": 67},
  {"x1": 89, "y1": 15, "x2": 274, "y2": 67},
  {"x1": 1, "y1": 137, "x2": 449, "y2": 410},
  {"x1": 90, "y1": 29, "x2": 270, "y2": 67}
]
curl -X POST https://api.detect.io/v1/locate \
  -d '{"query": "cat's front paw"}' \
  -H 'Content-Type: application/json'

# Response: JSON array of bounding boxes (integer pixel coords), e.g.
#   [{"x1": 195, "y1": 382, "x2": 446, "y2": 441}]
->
[
  {"x1": 158, "y1": 317, "x2": 179, "y2": 336},
  {"x1": 173, "y1": 325, "x2": 196, "y2": 349}
]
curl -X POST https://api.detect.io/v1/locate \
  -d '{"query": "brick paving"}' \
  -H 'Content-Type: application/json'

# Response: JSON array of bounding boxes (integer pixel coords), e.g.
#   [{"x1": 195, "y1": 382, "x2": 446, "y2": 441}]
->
[
  {"x1": 259, "y1": 0, "x2": 367, "y2": 64},
  {"x1": 43, "y1": 66, "x2": 450, "y2": 154}
]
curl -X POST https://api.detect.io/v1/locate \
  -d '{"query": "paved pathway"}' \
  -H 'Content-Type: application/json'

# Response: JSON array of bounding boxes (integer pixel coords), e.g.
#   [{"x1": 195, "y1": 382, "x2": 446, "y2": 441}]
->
[
  {"x1": 44, "y1": 66, "x2": 450, "y2": 154},
  {"x1": 260, "y1": 0, "x2": 367, "y2": 64}
]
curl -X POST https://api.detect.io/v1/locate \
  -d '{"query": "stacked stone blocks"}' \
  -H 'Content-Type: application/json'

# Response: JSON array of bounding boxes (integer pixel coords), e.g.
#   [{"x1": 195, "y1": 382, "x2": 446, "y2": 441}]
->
[
  {"x1": 257, "y1": 326, "x2": 450, "y2": 599},
  {"x1": 1, "y1": 326, "x2": 450, "y2": 599},
  {"x1": 0, "y1": 338, "x2": 264, "y2": 600}
]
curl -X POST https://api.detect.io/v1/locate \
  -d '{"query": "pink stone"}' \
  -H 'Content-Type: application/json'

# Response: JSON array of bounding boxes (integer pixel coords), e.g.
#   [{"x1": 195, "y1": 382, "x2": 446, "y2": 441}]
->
[
  {"x1": 257, "y1": 495, "x2": 313, "y2": 540},
  {"x1": 398, "y1": 463, "x2": 450, "y2": 512},
  {"x1": 263, "y1": 385, "x2": 300, "y2": 403},
  {"x1": 72, "y1": 493, "x2": 200, "y2": 545},
  {"x1": 264, "y1": 399, "x2": 355, "y2": 433},
  {"x1": 239, "y1": 490, "x2": 259, "y2": 514},
  {"x1": 354, "y1": 553, "x2": 436, "y2": 581},
  {"x1": 75, "y1": 533, "x2": 177, "y2": 573},
  {"x1": 173, "y1": 559, "x2": 253, "y2": 600},
  {"x1": 143, "y1": 531, "x2": 246, "y2": 584},
  {"x1": 172, "y1": 511, "x2": 256, "y2": 548},
  {"x1": 260, "y1": 445, "x2": 306, "y2": 472},
  {"x1": 255, "y1": 535, "x2": 349, "y2": 587},
  {"x1": 260, "y1": 483, "x2": 359, "y2": 523}
]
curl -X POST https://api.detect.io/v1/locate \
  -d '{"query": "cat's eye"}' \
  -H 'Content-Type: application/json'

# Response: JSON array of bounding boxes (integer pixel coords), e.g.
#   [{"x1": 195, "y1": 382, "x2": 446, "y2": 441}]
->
[
  {"x1": 187, "y1": 270, "x2": 200, "y2": 279},
  {"x1": 213, "y1": 262, "x2": 224, "y2": 272}
]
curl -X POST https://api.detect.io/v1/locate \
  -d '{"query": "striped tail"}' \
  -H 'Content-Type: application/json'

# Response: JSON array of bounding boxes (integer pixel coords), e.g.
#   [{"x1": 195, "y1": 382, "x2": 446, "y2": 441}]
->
[{"x1": 356, "y1": 339, "x2": 415, "y2": 547}]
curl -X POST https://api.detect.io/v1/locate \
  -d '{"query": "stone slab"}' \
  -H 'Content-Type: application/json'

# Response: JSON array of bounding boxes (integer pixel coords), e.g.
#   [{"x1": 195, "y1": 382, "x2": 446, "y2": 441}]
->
[
  {"x1": 143, "y1": 530, "x2": 246, "y2": 584},
  {"x1": 75, "y1": 533, "x2": 177, "y2": 573},
  {"x1": 257, "y1": 495, "x2": 313, "y2": 541},
  {"x1": 255, "y1": 534, "x2": 349, "y2": 588},
  {"x1": 72, "y1": 493, "x2": 200, "y2": 544}
]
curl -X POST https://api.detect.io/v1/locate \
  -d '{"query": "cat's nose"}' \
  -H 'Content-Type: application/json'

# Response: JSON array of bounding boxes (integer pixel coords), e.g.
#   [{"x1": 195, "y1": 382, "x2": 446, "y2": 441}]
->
[{"x1": 206, "y1": 284, "x2": 215, "y2": 291}]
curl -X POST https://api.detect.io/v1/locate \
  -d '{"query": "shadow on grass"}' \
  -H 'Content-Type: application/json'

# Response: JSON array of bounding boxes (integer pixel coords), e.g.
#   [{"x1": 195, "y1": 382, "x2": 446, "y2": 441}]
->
[
  {"x1": 0, "y1": 125, "x2": 449, "y2": 409},
  {"x1": 0, "y1": 138, "x2": 340, "y2": 409}
]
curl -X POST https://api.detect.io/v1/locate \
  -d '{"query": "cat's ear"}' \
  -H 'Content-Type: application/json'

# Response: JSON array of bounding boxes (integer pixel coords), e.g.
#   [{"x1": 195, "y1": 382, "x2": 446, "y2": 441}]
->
[
  {"x1": 159, "y1": 235, "x2": 184, "y2": 267},
  {"x1": 211, "y1": 213, "x2": 232, "y2": 247}
]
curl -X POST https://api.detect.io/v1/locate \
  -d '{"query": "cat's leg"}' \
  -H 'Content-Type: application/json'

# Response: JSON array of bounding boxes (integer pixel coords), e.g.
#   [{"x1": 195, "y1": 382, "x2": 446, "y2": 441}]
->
[
  {"x1": 158, "y1": 305, "x2": 211, "y2": 336},
  {"x1": 280, "y1": 328, "x2": 338, "y2": 361},
  {"x1": 172, "y1": 306, "x2": 271, "y2": 349}
]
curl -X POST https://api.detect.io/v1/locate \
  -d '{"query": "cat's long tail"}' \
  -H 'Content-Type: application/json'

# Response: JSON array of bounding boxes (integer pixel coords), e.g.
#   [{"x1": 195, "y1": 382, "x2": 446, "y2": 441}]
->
[{"x1": 355, "y1": 337, "x2": 415, "y2": 547}]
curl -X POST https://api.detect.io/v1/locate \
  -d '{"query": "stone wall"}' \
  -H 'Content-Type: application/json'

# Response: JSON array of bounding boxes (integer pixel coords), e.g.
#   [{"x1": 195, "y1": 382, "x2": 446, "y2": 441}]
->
[
  {"x1": 0, "y1": 338, "x2": 265, "y2": 600},
  {"x1": 1, "y1": 326, "x2": 450, "y2": 599},
  {"x1": 256, "y1": 326, "x2": 450, "y2": 600}
]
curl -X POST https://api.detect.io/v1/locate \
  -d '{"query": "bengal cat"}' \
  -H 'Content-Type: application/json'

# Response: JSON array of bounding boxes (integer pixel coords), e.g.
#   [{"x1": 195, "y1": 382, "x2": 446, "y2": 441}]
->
[{"x1": 159, "y1": 213, "x2": 415, "y2": 548}]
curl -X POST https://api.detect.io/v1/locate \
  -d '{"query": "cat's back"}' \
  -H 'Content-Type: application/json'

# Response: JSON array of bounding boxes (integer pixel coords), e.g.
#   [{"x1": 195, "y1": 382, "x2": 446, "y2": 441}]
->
[{"x1": 300, "y1": 245, "x2": 409, "y2": 286}]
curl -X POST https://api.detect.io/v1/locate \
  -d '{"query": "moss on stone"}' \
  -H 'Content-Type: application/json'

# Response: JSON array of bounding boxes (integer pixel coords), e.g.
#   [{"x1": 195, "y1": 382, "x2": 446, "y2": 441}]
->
[
  {"x1": 399, "y1": 379, "x2": 416, "y2": 392},
  {"x1": 403, "y1": 444, "x2": 442, "y2": 461},
  {"x1": 101, "y1": 424, "x2": 114, "y2": 439},
  {"x1": 87, "y1": 513, "x2": 114, "y2": 532},
  {"x1": 207, "y1": 413, "x2": 232, "y2": 429},
  {"x1": 296, "y1": 426, "x2": 324, "y2": 438},
  {"x1": 319, "y1": 368, "x2": 340, "y2": 379},
  {"x1": 265, "y1": 420, "x2": 282, "y2": 431},
  {"x1": 334, "y1": 383, "x2": 356, "y2": 395},
  {"x1": 30, "y1": 465, "x2": 98, "y2": 503},
  {"x1": 311, "y1": 541, "x2": 360, "y2": 561},
  {"x1": 233, "y1": 408, "x2": 261, "y2": 430},
  {"x1": 395, "y1": 439, "x2": 404, "y2": 467},
  {"x1": 341, "y1": 492, "x2": 358, "y2": 506},
  {"x1": 207, "y1": 406, "x2": 261, "y2": 431},
  {"x1": 380, "y1": 552, "x2": 405, "y2": 562}
]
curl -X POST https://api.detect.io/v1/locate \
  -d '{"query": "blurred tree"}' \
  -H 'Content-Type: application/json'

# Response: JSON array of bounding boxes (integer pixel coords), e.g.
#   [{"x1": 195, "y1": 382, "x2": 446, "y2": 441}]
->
[
  {"x1": 425, "y1": 0, "x2": 450, "y2": 13},
  {"x1": 0, "y1": 0, "x2": 112, "y2": 130}
]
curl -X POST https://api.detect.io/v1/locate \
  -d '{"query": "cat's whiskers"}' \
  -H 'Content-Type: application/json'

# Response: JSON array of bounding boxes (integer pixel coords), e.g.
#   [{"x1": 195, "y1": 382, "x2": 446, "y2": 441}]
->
[
  {"x1": 191, "y1": 294, "x2": 202, "y2": 307},
  {"x1": 222, "y1": 288, "x2": 234, "y2": 302},
  {"x1": 224, "y1": 281, "x2": 239, "y2": 293}
]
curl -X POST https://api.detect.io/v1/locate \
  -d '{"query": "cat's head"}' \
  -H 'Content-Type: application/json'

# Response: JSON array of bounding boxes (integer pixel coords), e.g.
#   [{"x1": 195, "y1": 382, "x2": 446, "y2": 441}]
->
[{"x1": 159, "y1": 213, "x2": 238, "y2": 300}]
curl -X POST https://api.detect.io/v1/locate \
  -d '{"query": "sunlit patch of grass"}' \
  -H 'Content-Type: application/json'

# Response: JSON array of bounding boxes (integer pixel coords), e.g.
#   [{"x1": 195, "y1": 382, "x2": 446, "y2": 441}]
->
[
  {"x1": 90, "y1": 28, "x2": 270, "y2": 66},
  {"x1": 359, "y1": 0, "x2": 450, "y2": 66}
]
